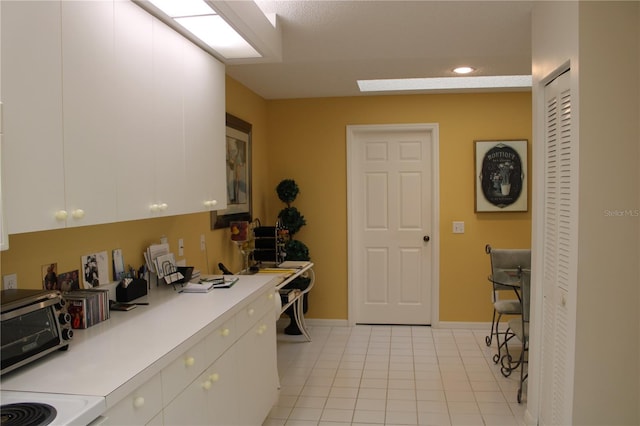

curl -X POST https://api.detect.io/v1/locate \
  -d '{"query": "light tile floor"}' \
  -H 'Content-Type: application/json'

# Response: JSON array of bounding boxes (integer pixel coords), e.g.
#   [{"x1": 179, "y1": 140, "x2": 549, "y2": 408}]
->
[{"x1": 264, "y1": 323, "x2": 526, "y2": 426}]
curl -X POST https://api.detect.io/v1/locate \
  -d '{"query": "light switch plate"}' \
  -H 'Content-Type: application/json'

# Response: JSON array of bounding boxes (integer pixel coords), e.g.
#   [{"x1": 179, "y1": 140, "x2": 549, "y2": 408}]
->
[
  {"x1": 453, "y1": 221, "x2": 465, "y2": 234},
  {"x1": 3, "y1": 273, "x2": 17, "y2": 290}
]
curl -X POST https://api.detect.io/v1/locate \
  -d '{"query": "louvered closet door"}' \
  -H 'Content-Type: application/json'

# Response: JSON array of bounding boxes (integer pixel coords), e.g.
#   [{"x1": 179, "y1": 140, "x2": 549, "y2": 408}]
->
[{"x1": 539, "y1": 70, "x2": 576, "y2": 425}]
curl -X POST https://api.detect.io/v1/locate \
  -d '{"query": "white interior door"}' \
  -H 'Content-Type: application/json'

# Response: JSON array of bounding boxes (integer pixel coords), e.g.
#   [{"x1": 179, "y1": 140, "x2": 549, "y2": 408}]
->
[{"x1": 347, "y1": 124, "x2": 438, "y2": 325}]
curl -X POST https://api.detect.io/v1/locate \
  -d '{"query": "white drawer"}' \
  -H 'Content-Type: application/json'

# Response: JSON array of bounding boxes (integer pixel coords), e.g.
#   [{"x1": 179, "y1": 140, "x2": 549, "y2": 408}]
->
[
  {"x1": 235, "y1": 289, "x2": 274, "y2": 335},
  {"x1": 161, "y1": 338, "x2": 207, "y2": 405},
  {"x1": 103, "y1": 373, "x2": 162, "y2": 426},
  {"x1": 204, "y1": 317, "x2": 236, "y2": 362}
]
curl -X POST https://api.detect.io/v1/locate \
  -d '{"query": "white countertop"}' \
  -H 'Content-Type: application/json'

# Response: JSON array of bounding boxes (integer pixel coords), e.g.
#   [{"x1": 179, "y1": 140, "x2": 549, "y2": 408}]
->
[{"x1": 0, "y1": 275, "x2": 277, "y2": 407}]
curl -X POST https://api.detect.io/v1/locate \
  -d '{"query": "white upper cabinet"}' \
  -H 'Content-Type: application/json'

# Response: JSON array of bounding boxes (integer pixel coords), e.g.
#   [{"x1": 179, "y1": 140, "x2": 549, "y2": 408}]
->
[
  {"x1": 1, "y1": 0, "x2": 226, "y2": 234},
  {"x1": 183, "y1": 37, "x2": 227, "y2": 214},
  {"x1": 2, "y1": 1, "x2": 66, "y2": 233},
  {"x1": 150, "y1": 21, "x2": 188, "y2": 218},
  {"x1": 113, "y1": 0, "x2": 155, "y2": 222},
  {"x1": 61, "y1": 1, "x2": 118, "y2": 228}
]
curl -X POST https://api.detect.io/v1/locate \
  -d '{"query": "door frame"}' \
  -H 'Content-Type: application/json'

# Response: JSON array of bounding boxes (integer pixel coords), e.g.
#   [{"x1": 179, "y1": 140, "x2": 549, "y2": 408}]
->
[{"x1": 346, "y1": 123, "x2": 440, "y2": 327}]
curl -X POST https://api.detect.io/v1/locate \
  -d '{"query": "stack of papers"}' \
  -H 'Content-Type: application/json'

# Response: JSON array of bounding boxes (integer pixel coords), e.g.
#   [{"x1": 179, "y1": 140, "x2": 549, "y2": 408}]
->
[{"x1": 181, "y1": 276, "x2": 239, "y2": 293}]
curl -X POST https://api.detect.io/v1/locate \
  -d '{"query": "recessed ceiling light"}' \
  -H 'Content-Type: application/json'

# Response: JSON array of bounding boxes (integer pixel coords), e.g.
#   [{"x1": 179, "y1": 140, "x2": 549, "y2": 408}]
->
[
  {"x1": 357, "y1": 75, "x2": 533, "y2": 92},
  {"x1": 454, "y1": 66, "x2": 476, "y2": 74}
]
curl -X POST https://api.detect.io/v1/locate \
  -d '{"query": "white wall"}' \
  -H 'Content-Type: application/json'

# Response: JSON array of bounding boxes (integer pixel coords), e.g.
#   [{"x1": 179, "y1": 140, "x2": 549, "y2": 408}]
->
[
  {"x1": 573, "y1": 3, "x2": 639, "y2": 425},
  {"x1": 531, "y1": 2, "x2": 640, "y2": 425}
]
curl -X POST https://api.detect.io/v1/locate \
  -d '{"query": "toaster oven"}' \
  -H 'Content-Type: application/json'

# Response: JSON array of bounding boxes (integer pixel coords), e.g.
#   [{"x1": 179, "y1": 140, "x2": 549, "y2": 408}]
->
[{"x1": 1, "y1": 289, "x2": 73, "y2": 375}]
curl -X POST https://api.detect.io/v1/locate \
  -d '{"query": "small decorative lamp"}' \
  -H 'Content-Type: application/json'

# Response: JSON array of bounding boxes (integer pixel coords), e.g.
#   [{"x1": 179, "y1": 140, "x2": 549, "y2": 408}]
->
[{"x1": 230, "y1": 221, "x2": 251, "y2": 272}]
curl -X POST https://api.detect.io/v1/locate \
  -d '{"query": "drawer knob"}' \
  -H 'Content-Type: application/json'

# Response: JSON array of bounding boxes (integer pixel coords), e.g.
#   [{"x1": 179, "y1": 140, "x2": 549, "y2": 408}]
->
[
  {"x1": 185, "y1": 356, "x2": 195, "y2": 367},
  {"x1": 159, "y1": 203, "x2": 168, "y2": 211},
  {"x1": 221, "y1": 328, "x2": 230, "y2": 337},
  {"x1": 267, "y1": 293, "x2": 274, "y2": 300},
  {"x1": 248, "y1": 308, "x2": 255, "y2": 316},
  {"x1": 149, "y1": 204, "x2": 160, "y2": 212},
  {"x1": 209, "y1": 373, "x2": 220, "y2": 382},
  {"x1": 71, "y1": 209, "x2": 85, "y2": 219},
  {"x1": 202, "y1": 380, "x2": 212, "y2": 390},
  {"x1": 133, "y1": 396, "x2": 145, "y2": 408}
]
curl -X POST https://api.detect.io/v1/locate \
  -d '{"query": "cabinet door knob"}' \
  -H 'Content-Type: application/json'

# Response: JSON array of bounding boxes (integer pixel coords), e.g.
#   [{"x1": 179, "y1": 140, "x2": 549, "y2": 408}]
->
[
  {"x1": 71, "y1": 209, "x2": 85, "y2": 219},
  {"x1": 150, "y1": 204, "x2": 160, "y2": 212},
  {"x1": 159, "y1": 203, "x2": 168, "y2": 211},
  {"x1": 202, "y1": 380, "x2": 212, "y2": 390},
  {"x1": 209, "y1": 373, "x2": 220, "y2": 382},
  {"x1": 133, "y1": 396, "x2": 145, "y2": 408},
  {"x1": 185, "y1": 356, "x2": 195, "y2": 367},
  {"x1": 221, "y1": 328, "x2": 230, "y2": 337},
  {"x1": 267, "y1": 293, "x2": 274, "y2": 300},
  {"x1": 248, "y1": 308, "x2": 255, "y2": 316},
  {"x1": 55, "y1": 210, "x2": 68, "y2": 221}
]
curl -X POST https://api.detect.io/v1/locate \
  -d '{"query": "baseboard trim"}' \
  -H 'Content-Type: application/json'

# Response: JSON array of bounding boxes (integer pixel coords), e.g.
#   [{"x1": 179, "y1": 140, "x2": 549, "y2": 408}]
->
[
  {"x1": 304, "y1": 318, "x2": 349, "y2": 328},
  {"x1": 281, "y1": 319, "x2": 492, "y2": 330},
  {"x1": 434, "y1": 321, "x2": 492, "y2": 330}
]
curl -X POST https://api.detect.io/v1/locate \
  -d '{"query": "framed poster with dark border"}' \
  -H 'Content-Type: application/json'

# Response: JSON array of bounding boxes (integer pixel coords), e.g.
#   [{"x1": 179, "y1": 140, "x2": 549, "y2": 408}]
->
[
  {"x1": 211, "y1": 113, "x2": 252, "y2": 229},
  {"x1": 475, "y1": 140, "x2": 528, "y2": 212}
]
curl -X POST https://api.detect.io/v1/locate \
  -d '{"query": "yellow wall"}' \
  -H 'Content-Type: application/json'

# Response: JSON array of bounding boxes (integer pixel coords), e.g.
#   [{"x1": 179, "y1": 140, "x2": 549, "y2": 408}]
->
[
  {"x1": 1, "y1": 76, "x2": 531, "y2": 324},
  {"x1": 265, "y1": 92, "x2": 532, "y2": 322}
]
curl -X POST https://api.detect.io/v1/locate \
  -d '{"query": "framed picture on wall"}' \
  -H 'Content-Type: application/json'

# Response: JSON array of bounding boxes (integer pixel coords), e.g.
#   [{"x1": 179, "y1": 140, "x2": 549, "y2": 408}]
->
[
  {"x1": 475, "y1": 140, "x2": 528, "y2": 212},
  {"x1": 211, "y1": 113, "x2": 253, "y2": 229}
]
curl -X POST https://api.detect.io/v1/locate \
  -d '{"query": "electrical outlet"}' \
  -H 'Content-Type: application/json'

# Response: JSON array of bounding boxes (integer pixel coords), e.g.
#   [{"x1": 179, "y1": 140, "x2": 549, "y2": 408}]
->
[
  {"x1": 200, "y1": 234, "x2": 206, "y2": 251},
  {"x1": 453, "y1": 221, "x2": 465, "y2": 234},
  {"x1": 3, "y1": 273, "x2": 17, "y2": 290}
]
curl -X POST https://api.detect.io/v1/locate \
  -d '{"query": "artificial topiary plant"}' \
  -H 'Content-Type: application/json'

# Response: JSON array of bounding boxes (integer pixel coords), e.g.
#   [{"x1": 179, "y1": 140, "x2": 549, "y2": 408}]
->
[
  {"x1": 276, "y1": 179, "x2": 310, "y2": 261},
  {"x1": 276, "y1": 179, "x2": 311, "y2": 335}
]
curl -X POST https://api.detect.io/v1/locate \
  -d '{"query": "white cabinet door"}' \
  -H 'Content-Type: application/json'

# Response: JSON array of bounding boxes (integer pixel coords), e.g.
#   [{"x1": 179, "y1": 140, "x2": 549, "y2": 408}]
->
[
  {"x1": 102, "y1": 373, "x2": 163, "y2": 426},
  {"x1": 112, "y1": 0, "x2": 156, "y2": 222},
  {"x1": 2, "y1": 1, "x2": 66, "y2": 233},
  {"x1": 150, "y1": 21, "x2": 187, "y2": 218},
  {"x1": 235, "y1": 310, "x2": 278, "y2": 425},
  {"x1": 163, "y1": 347, "x2": 239, "y2": 425},
  {"x1": 183, "y1": 40, "x2": 227, "y2": 214},
  {"x1": 161, "y1": 339, "x2": 207, "y2": 406},
  {"x1": 61, "y1": 1, "x2": 118, "y2": 228}
]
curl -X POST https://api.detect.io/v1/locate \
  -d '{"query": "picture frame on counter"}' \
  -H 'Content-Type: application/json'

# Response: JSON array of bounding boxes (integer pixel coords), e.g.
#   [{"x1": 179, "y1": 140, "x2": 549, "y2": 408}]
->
[
  {"x1": 474, "y1": 139, "x2": 528, "y2": 212},
  {"x1": 211, "y1": 113, "x2": 253, "y2": 229}
]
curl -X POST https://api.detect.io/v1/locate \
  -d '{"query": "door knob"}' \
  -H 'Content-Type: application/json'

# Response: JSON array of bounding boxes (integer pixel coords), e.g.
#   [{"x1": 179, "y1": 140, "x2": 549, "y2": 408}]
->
[{"x1": 423, "y1": 236, "x2": 430, "y2": 242}]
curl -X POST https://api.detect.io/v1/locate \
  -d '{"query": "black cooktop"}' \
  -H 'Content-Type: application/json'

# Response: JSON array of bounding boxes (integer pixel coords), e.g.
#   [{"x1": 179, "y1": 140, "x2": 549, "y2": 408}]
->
[{"x1": 0, "y1": 403, "x2": 57, "y2": 426}]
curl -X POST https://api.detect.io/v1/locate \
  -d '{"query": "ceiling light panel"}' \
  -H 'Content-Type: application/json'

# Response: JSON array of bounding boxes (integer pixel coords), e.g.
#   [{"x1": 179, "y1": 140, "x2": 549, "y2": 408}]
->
[
  {"x1": 148, "y1": 0, "x2": 212, "y2": 17},
  {"x1": 175, "y1": 15, "x2": 261, "y2": 58},
  {"x1": 145, "y1": 0, "x2": 262, "y2": 60},
  {"x1": 357, "y1": 75, "x2": 532, "y2": 92}
]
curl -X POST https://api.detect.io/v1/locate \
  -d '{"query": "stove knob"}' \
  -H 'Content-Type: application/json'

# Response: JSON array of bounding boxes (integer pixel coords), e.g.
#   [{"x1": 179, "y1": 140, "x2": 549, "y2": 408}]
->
[
  {"x1": 62, "y1": 328, "x2": 74, "y2": 340},
  {"x1": 59, "y1": 312, "x2": 71, "y2": 325}
]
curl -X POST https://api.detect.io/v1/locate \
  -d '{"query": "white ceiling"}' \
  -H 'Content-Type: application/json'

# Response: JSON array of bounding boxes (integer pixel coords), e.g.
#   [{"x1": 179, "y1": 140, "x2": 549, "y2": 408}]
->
[{"x1": 224, "y1": 1, "x2": 534, "y2": 99}]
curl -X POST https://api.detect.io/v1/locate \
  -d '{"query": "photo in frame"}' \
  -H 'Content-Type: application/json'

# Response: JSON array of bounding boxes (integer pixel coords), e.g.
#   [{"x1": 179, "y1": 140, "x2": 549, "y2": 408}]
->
[
  {"x1": 211, "y1": 113, "x2": 252, "y2": 229},
  {"x1": 475, "y1": 140, "x2": 528, "y2": 212}
]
